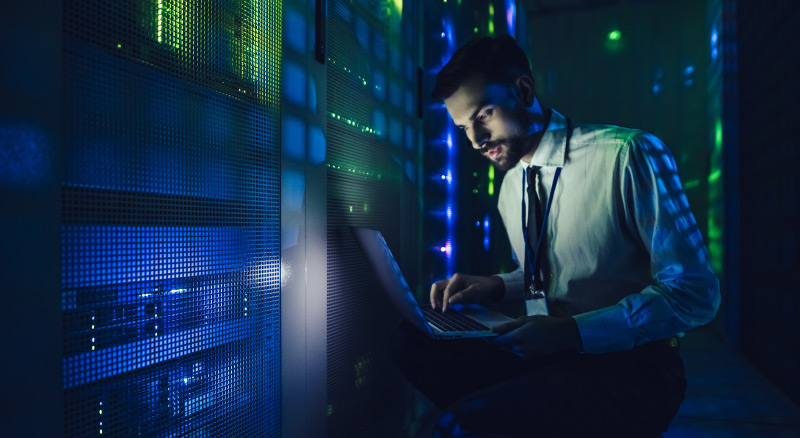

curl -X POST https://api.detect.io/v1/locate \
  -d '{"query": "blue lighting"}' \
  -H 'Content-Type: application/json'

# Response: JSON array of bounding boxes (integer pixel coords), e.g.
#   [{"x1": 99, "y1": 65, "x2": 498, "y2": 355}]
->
[
  {"x1": 475, "y1": 221, "x2": 480, "y2": 227},
  {"x1": 441, "y1": 32, "x2": 446, "y2": 38},
  {"x1": 0, "y1": 123, "x2": 51, "y2": 187},
  {"x1": 284, "y1": 7, "x2": 307, "y2": 53},
  {"x1": 483, "y1": 216, "x2": 490, "y2": 251},
  {"x1": 446, "y1": 170, "x2": 452, "y2": 184},
  {"x1": 282, "y1": 116, "x2": 306, "y2": 161},
  {"x1": 506, "y1": 0, "x2": 517, "y2": 37},
  {"x1": 283, "y1": 61, "x2": 307, "y2": 106},
  {"x1": 711, "y1": 28, "x2": 719, "y2": 60},
  {"x1": 446, "y1": 132, "x2": 453, "y2": 149}
]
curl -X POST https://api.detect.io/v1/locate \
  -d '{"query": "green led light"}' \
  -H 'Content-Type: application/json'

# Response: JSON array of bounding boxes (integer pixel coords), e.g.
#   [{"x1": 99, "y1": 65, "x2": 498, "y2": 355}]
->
[
  {"x1": 708, "y1": 169, "x2": 721, "y2": 183},
  {"x1": 156, "y1": 0, "x2": 163, "y2": 43},
  {"x1": 472, "y1": 189, "x2": 478, "y2": 194},
  {"x1": 363, "y1": 203, "x2": 369, "y2": 212},
  {"x1": 472, "y1": 172, "x2": 478, "y2": 177},
  {"x1": 608, "y1": 30, "x2": 621, "y2": 41},
  {"x1": 488, "y1": 181, "x2": 494, "y2": 196},
  {"x1": 715, "y1": 119, "x2": 722, "y2": 151},
  {"x1": 684, "y1": 179, "x2": 700, "y2": 189},
  {"x1": 473, "y1": 27, "x2": 479, "y2": 34},
  {"x1": 327, "y1": 111, "x2": 381, "y2": 136},
  {"x1": 349, "y1": 206, "x2": 353, "y2": 213},
  {"x1": 488, "y1": 4, "x2": 495, "y2": 35},
  {"x1": 116, "y1": 43, "x2": 122, "y2": 49}
]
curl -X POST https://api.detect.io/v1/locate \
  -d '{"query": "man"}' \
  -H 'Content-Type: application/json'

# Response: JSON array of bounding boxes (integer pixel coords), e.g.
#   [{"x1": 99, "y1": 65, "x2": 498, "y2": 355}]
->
[{"x1": 390, "y1": 35, "x2": 720, "y2": 437}]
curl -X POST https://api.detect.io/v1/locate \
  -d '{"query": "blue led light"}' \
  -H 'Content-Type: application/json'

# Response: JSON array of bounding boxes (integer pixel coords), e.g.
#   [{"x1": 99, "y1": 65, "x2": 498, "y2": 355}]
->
[
  {"x1": 506, "y1": 0, "x2": 517, "y2": 37},
  {"x1": 441, "y1": 32, "x2": 446, "y2": 38},
  {"x1": 711, "y1": 28, "x2": 719, "y2": 60}
]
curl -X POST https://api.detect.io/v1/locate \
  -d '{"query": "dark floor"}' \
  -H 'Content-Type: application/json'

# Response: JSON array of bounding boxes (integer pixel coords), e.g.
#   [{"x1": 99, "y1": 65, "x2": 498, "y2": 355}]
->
[
  {"x1": 361, "y1": 325, "x2": 800, "y2": 437},
  {"x1": 664, "y1": 326, "x2": 800, "y2": 437}
]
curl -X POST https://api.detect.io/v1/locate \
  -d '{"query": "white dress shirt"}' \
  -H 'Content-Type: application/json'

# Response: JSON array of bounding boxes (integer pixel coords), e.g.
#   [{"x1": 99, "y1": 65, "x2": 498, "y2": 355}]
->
[{"x1": 495, "y1": 109, "x2": 720, "y2": 354}]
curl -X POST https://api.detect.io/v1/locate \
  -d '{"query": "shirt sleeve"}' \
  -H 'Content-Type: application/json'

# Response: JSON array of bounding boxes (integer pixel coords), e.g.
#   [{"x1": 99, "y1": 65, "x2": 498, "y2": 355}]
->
[
  {"x1": 572, "y1": 133, "x2": 721, "y2": 354},
  {"x1": 495, "y1": 248, "x2": 525, "y2": 303}
]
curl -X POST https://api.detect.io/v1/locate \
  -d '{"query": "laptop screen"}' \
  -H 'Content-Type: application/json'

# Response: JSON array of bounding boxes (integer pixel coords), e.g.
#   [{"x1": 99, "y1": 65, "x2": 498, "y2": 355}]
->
[{"x1": 350, "y1": 227, "x2": 432, "y2": 335}]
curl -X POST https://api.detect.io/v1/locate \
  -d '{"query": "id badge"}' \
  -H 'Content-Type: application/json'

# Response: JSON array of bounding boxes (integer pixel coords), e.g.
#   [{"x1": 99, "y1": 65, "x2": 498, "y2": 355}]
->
[{"x1": 524, "y1": 286, "x2": 549, "y2": 316}]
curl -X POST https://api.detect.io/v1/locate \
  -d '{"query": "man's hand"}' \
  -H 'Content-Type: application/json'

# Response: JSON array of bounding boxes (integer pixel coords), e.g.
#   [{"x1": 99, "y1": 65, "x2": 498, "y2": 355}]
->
[
  {"x1": 429, "y1": 273, "x2": 504, "y2": 312},
  {"x1": 490, "y1": 315, "x2": 582, "y2": 358}
]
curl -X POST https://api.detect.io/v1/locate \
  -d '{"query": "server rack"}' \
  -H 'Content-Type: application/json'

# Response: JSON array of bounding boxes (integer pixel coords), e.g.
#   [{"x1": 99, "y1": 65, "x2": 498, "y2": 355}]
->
[{"x1": 61, "y1": 0, "x2": 282, "y2": 435}]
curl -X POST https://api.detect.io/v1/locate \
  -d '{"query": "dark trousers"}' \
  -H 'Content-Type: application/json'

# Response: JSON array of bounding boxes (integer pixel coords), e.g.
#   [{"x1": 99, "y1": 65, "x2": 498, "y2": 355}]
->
[{"x1": 390, "y1": 321, "x2": 686, "y2": 438}]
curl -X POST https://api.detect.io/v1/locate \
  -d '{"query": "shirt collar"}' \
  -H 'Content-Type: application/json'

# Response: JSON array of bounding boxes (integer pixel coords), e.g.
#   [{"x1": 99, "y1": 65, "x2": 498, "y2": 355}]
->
[{"x1": 523, "y1": 109, "x2": 569, "y2": 169}]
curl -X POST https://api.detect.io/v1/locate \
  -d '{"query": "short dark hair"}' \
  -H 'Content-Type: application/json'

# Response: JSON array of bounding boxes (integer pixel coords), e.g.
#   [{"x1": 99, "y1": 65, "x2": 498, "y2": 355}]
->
[{"x1": 431, "y1": 35, "x2": 533, "y2": 101}]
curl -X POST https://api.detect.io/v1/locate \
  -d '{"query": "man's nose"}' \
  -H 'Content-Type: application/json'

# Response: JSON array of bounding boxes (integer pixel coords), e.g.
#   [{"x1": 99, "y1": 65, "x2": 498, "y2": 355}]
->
[{"x1": 471, "y1": 126, "x2": 490, "y2": 149}]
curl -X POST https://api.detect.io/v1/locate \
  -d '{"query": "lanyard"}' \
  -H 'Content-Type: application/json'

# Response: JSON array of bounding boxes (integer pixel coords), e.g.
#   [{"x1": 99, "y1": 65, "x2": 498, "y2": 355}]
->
[{"x1": 520, "y1": 118, "x2": 570, "y2": 294}]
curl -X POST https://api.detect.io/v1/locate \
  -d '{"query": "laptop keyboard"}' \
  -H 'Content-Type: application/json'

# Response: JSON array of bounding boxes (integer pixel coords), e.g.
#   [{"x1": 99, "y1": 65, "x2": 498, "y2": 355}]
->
[{"x1": 422, "y1": 307, "x2": 490, "y2": 332}]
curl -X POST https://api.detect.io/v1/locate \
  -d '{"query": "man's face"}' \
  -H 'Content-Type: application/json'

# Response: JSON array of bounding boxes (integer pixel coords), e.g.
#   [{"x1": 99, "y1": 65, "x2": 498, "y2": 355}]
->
[{"x1": 444, "y1": 76, "x2": 531, "y2": 170}]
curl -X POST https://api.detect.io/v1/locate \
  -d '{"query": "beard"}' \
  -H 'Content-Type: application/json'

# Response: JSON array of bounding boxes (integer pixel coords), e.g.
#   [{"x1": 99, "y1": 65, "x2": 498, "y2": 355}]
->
[{"x1": 482, "y1": 135, "x2": 528, "y2": 171}]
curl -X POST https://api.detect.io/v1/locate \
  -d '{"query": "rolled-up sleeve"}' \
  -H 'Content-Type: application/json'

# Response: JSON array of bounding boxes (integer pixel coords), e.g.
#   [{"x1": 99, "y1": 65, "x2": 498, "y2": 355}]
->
[{"x1": 573, "y1": 133, "x2": 720, "y2": 354}]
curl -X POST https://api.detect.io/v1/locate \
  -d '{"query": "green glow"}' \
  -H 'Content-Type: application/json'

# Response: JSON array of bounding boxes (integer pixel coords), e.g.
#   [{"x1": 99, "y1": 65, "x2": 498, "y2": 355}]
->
[
  {"x1": 715, "y1": 119, "x2": 722, "y2": 151},
  {"x1": 488, "y1": 165, "x2": 495, "y2": 196},
  {"x1": 473, "y1": 172, "x2": 478, "y2": 177},
  {"x1": 157, "y1": 0, "x2": 163, "y2": 43},
  {"x1": 116, "y1": 43, "x2": 122, "y2": 49},
  {"x1": 354, "y1": 354, "x2": 373, "y2": 389},
  {"x1": 474, "y1": 27, "x2": 479, "y2": 34},
  {"x1": 328, "y1": 111, "x2": 381, "y2": 136},
  {"x1": 683, "y1": 179, "x2": 700, "y2": 189},
  {"x1": 393, "y1": 0, "x2": 402, "y2": 16},
  {"x1": 608, "y1": 30, "x2": 621, "y2": 41},
  {"x1": 328, "y1": 58, "x2": 380, "y2": 92},
  {"x1": 472, "y1": 189, "x2": 478, "y2": 194},
  {"x1": 327, "y1": 404, "x2": 334, "y2": 416},
  {"x1": 363, "y1": 203, "x2": 368, "y2": 212},
  {"x1": 326, "y1": 163, "x2": 382, "y2": 180},
  {"x1": 708, "y1": 169, "x2": 721, "y2": 183},
  {"x1": 349, "y1": 206, "x2": 353, "y2": 213},
  {"x1": 488, "y1": 4, "x2": 495, "y2": 35}
]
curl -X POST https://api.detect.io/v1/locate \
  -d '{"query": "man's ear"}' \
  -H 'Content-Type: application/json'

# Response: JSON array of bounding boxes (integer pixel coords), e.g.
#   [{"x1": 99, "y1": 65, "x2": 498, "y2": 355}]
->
[{"x1": 513, "y1": 76, "x2": 536, "y2": 107}]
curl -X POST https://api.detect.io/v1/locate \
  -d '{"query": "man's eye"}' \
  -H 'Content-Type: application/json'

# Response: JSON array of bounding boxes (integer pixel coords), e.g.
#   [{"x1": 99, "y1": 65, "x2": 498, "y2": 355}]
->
[{"x1": 479, "y1": 109, "x2": 493, "y2": 121}]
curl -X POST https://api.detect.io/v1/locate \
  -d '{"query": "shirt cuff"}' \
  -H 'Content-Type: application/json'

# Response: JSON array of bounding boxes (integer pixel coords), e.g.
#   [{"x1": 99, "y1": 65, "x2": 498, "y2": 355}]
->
[
  {"x1": 494, "y1": 271, "x2": 524, "y2": 303},
  {"x1": 572, "y1": 305, "x2": 632, "y2": 354}
]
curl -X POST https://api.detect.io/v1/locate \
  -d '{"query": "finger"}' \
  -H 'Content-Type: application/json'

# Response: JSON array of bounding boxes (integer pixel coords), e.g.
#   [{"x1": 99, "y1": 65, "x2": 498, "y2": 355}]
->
[
  {"x1": 428, "y1": 281, "x2": 439, "y2": 309},
  {"x1": 429, "y1": 280, "x2": 446, "y2": 309},
  {"x1": 441, "y1": 274, "x2": 463, "y2": 312},
  {"x1": 491, "y1": 317, "x2": 528, "y2": 334},
  {"x1": 447, "y1": 284, "x2": 479, "y2": 305}
]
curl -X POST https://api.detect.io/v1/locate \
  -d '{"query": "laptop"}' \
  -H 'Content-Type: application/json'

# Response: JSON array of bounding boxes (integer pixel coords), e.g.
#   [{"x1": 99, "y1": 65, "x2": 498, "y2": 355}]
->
[{"x1": 351, "y1": 227, "x2": 513, "y2": 339}]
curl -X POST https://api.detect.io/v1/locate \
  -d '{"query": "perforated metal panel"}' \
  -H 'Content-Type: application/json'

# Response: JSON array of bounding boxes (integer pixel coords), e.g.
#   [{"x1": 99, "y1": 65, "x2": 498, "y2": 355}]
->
[
  {"x1": 61, "y1": 0, "x2": 281, "y2": 436},
  {"x1": 325, "y1": 0, "x2": 420, "y2": 434}
]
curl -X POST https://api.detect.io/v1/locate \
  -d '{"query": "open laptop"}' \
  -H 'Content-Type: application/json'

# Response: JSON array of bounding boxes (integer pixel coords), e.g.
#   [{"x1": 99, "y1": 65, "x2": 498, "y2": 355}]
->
[{"x1": 351, "y1": 227, "x2": 513, "y2": 339}]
